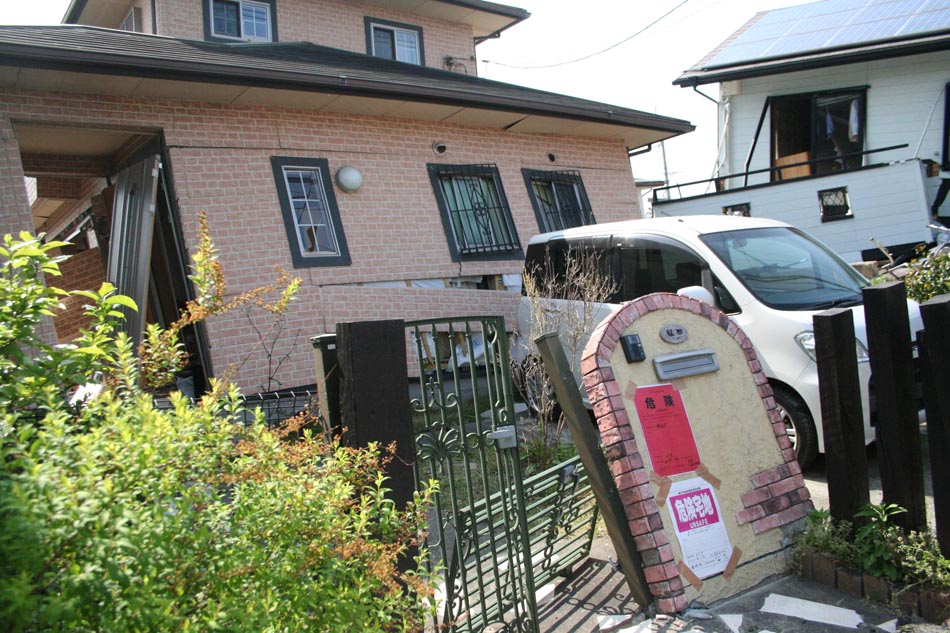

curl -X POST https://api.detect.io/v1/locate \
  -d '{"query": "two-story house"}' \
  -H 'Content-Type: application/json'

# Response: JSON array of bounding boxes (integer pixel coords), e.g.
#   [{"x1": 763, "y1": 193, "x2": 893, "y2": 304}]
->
[
  {"x1": 652, "y1": 0, "x2": 948, "y2": 264},
  {"x1": 0, "y1": 0, "x2": 693, "y2": 395}
]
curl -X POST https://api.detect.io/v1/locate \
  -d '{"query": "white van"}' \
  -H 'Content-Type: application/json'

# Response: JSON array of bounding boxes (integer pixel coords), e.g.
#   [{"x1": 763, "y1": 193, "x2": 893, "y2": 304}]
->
[{"x1": 518, "y1": 215, "x2": 922, "y2": 468}]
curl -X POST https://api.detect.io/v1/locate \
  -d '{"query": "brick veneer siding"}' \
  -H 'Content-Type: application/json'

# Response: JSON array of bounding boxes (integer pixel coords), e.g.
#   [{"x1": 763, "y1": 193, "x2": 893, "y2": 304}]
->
[
  {"x1": 580, "y1": 294, "x2": 812, "y2": 614},
  {"x1": 44, "y1": 248, "x2": 108, "y2": 343},
  {"x1": 0, "y1": 88, "x2": 639, "y2": 391},
  {"x1": 156, "y1": 0, "x2": 476, "y2": 73}
]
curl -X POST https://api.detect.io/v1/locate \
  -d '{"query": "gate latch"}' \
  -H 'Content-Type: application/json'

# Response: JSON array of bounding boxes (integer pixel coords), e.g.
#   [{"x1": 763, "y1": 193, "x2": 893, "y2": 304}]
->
[{"x1": 487, "y1": 425, "x2": 518, "y2": 450}]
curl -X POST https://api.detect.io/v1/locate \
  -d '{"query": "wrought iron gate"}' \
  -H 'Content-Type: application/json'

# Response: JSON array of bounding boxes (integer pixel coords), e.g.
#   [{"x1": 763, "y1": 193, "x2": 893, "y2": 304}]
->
[{"x1": 407, "y1": 316, "x2": 598, "y2": 632}]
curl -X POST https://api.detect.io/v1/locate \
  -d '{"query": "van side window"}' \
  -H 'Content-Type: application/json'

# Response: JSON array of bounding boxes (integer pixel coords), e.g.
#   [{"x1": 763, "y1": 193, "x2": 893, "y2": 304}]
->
[
  {"x1": 713, "y1": 275, "x2": 741, "y2": 314},
  {"x1": 522, "y1": 239, "x2": 619, "y2": 301},
  {"x1": 618, "y1": 239, "x2": 703, "y2": 300}
]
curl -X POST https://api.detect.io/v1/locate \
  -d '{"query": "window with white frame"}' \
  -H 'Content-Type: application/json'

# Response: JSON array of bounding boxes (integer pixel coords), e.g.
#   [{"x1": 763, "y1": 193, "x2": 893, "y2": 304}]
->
[
  {"x1": 365, "y1": 17, "x2": 423, "y2": 65},
  {"x1": 522, "y1": 169, "x2": 595, "y2": 233},
  {"x1": 270, "y1": 157, "x2": 350, "y2": 267},
  {"x1": 427, "y1": 164, "x2": 520, "y2": 260},
  {"x1": 208, "y1": 0, "x2": 273, "y2": 41},
  {"x1": 119, "y1": 7, "x2": 141, "y2": 32}
]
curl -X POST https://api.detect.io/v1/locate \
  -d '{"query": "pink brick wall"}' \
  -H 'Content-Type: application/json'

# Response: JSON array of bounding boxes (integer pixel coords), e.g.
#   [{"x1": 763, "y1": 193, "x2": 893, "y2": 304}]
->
[
  {"x1": 0, "y1": 88, "x2": 639, "y2": 391},
  {"x1": 45, "y1": 247, "x2": 108, "y2": 343},
  {"x1": 156, "y1": 0, "x2": 476, "y2": 73}
]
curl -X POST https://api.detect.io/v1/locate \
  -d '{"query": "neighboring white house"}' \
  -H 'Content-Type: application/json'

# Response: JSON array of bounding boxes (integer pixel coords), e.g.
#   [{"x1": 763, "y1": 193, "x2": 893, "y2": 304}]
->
[{"x1": 654, "y1": 0, "x2": 950, "y2": 263}]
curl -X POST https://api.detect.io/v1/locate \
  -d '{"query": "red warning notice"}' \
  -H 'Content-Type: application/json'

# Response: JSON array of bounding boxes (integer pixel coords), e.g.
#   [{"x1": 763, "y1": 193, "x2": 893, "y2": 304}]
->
[{"x1": 632, "y1": 384, "x2": 700, "y2": 476}]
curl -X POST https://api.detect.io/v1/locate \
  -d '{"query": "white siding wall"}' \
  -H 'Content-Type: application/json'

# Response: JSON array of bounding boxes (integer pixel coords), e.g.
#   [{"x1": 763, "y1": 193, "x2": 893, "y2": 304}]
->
[
  {"x1": 722, "y1": 50, "x2": 950, "y2": 186},
  {"x1": 654, "y1": 160, "x2": 933, "y2": 262}
]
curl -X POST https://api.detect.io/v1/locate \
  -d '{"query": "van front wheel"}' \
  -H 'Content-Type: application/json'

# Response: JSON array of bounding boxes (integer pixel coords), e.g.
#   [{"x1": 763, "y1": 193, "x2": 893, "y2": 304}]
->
[{"x1": 772, "y1": 386, "x2": 818, "y2": 470}]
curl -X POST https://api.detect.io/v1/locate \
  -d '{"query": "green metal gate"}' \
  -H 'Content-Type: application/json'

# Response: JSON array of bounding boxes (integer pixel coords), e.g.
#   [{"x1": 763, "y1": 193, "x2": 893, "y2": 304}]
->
[{"x1": 408, "y1": 316, "x2": 598, "y2": 632}]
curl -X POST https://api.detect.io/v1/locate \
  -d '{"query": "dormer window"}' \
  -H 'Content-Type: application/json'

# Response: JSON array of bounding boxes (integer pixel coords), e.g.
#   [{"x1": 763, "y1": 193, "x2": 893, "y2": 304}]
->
[
  {"x1": 208, "y1": 0, "x2": 274, "y2": 42},
  {"x1": 365, "y1": 18, "x2": 423, "y2": 65}
]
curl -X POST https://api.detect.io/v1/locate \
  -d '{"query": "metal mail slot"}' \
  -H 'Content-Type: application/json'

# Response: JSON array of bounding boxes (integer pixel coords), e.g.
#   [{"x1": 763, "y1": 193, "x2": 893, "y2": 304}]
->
[{"x1": 653, "y1": 348, "x2": 719, "y2": 380}]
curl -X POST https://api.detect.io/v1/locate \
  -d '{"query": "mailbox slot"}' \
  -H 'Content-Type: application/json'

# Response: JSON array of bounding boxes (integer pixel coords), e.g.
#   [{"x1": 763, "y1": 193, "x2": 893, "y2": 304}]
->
[{"x1": 653, "y1": 348, "x2": 719, "y2": 380}]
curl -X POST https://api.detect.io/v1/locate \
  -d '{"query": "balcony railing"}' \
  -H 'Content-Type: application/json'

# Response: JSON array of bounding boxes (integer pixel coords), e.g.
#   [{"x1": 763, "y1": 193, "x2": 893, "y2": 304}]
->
[{"x1": 653, "y1": 144, "x2": 910, "y2": 204}]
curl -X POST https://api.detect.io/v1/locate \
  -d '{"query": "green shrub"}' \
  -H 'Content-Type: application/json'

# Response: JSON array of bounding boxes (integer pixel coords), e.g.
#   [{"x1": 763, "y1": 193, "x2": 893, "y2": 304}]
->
[
  {"x1": 796, "y1": 504, "x2": 950, "y2": 591},
  {"x1": 795, "y1": 509, "x2": 857, "y2": 567},
  {"x1": 895, "y1": 531, "x2": 950, "y2": 591},
  {"x1": 903, "y1": 247, "x2": 950, "y2": 303},
  {"x1": 0, "y1": 231, "x2": 435, "y2": 631},
  {"x1": 853, "y1": 503, "x2": 906, "y2": 582}
]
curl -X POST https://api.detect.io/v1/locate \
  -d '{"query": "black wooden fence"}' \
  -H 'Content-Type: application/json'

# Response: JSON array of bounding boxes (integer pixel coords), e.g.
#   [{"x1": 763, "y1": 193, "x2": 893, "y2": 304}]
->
[{"x1": 814, "y1": 285, "x2": 948, "y2": 555}]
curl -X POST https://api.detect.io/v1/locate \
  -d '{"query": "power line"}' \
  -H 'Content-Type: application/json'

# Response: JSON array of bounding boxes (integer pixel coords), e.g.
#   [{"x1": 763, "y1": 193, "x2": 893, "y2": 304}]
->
[{"x1": 482, "y1": 0, "x2": 690, "y2": 70}]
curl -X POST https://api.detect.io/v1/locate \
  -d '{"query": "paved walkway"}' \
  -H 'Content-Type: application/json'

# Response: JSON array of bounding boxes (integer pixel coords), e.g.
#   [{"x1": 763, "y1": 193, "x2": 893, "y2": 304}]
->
[{"x1": 535, "y1": 535, "x2": 943, "y2": 632}]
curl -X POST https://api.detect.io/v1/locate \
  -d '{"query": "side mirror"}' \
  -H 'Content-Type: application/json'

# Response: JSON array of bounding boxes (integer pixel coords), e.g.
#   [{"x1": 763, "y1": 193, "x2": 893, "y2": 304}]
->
[{"x1": 677, "y1": 285, "x2": 716, "y2": 305}]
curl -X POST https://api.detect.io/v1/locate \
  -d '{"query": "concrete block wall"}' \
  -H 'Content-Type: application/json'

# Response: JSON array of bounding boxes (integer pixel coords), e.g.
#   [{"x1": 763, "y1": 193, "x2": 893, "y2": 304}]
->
[{"x1": 0, "y1": 88, "x2": 639, "y2": 391}]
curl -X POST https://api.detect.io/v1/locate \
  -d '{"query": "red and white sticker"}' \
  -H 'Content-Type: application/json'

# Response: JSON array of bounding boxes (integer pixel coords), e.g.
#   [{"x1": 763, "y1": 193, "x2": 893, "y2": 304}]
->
[{"x1": 667, "y1": 478, "x2": 732, "y2": 579}]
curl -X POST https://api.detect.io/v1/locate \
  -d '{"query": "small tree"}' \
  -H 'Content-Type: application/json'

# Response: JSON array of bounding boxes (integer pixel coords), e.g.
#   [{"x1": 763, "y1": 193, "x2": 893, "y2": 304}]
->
[
  {"x1": 0, "y1": 228, "x2": 436, "y2": 631},
  {"x1": 516, "y1": 246, "x2": 617, "y2": 469}
]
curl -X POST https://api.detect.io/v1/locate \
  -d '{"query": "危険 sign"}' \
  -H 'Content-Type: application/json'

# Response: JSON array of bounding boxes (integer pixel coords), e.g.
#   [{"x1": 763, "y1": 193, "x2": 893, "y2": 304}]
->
[{"x1": 632, "y1": 384, "x2": 700, "y2": 477}]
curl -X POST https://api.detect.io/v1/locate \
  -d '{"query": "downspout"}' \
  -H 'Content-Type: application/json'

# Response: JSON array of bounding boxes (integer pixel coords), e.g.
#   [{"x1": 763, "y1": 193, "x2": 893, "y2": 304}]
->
[{"x1": 151, "y1": 0, "x2": 157, "y2": 34}]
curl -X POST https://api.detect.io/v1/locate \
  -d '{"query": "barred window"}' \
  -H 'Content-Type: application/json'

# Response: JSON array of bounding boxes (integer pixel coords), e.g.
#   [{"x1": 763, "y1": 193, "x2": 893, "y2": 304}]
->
[
  {"x1": 818, "y1": 187, "x2": 852, "y2": 222},
  {"x1": 270, "y1": 156, "x2": 350, "y2": 267},
  {"x1": 427, "y1": 164, "x2": 521, "y2": 260},
  {"x1": 523, "y1": 169, "x2": 595, "y2": 233}
]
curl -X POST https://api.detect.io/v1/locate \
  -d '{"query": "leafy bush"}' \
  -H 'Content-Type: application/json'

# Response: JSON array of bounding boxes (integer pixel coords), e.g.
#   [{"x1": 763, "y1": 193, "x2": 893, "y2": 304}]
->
[
  {"x1": 0, "y1": 232, "x2": 435, "y2": 631},
  {"x1": 853, "y1": 503, "x2": 906, "y2": 582},
  {"x1": 796, "y1": 504, "x2": 950, "y2": 591},
  {"x1": 794, "y1": 509, "x2": 857, "y2": 566},
  {"x1": 903, "y1": 247, "x2": 950, "y2": 303},
  {"x1": 896, "y1": 530, "x2": 950, "y2": 590}
]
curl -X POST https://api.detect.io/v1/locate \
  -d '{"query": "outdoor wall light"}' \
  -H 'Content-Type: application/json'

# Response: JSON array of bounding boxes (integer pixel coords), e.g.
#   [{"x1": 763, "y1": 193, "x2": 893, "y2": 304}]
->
[{"x1": 335, "y1": 165, "x2": 363, "y2": 193}]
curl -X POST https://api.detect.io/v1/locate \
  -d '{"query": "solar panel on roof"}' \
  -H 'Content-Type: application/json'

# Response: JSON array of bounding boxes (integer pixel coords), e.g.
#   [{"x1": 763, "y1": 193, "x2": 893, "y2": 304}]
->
[{"x1": 699, "y1": 0, "x2": 950, "y2": 69}]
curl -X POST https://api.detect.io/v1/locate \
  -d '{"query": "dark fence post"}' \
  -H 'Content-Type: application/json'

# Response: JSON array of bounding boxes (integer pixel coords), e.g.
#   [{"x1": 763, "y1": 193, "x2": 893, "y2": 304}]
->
[
  {"x1": 336, "y1": 319, "x2": 415, "y2": 510},
  {"x1": 919, "y1": 295, "x2": 950, "y2": 555},
  {"x1": 862, "y1": 282, "x2": 926, "y2": 532},
  {"x1": 535, "y1": 332, "x2": 653, "y2": 610},
  {"x1": 813, "y1": 308, "x2": 870, "y2": 524}
]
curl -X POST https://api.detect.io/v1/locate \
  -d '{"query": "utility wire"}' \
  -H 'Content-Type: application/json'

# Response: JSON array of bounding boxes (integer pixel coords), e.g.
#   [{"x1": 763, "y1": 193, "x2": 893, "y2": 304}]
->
[{"x1": 482, "y1": 0, "x2": 690, "y2": 70}]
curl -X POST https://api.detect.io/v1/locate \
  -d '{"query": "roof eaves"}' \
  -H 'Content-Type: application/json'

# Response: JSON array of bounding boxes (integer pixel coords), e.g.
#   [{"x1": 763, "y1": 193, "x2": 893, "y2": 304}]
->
[
  {"x1": 675, "y1": 30, "x2": 950, "y2": 87},
  {"x1": 0, "y1": 28, "x2": 693, "y2": 136}
]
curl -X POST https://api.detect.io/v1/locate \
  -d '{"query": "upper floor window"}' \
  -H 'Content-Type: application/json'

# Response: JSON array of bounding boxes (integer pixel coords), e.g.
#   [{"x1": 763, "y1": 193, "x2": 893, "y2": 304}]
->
[
  {"x1": 270, "y1": 157, "x2": 351, "y2": 267},
  {"x1": 427, "y1": 164, "x2": 520, "y2": 261},
  {"x1": 365, "y1": 17, "x2": 423, "y2": 65},
  {"x1": 522, "y1": 169, "x2": 594, "y2": 233},
  {"x1": 119, "y1": 8, "x2": 142, "y2": 32},
  {"x1": 207, "y1": 0, "x2": 275, "y2": 42},
  {"x1": 771, "y1": 87, "x2": 866, "y2": 180}
]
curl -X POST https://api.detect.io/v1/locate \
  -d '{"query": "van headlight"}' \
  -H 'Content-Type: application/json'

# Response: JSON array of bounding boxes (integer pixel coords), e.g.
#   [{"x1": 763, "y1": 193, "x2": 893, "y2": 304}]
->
[{"x1": 794, "y1": 331, "x2": 870, "y2": 363}]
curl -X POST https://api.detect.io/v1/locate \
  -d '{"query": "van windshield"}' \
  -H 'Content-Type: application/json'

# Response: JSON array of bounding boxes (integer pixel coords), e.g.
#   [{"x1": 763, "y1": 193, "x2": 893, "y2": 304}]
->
[{"x1": 699, "y1": 227, "x2": 867, "y2": 310}]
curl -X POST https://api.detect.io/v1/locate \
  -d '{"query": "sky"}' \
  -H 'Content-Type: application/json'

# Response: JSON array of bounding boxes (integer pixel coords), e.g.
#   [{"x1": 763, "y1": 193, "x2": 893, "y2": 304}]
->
[{"x1": 0, "y1": 0, "x2": 814, "y2": 192}]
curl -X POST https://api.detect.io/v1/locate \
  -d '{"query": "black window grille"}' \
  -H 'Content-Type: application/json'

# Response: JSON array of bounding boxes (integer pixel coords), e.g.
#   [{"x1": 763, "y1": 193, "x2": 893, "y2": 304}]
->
[
  {"x1": 722, "y1": 203, "x2": 751, "y2": 217},
  {"x1": 522, "y1": 169, "x2": 595, "y2": 232},
  {"x1": 818, "y1": 187, "x2": 852, "y2": 222},
  {"x1": 427, "y1": 163, "x2": 521, "y2": 260}
]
